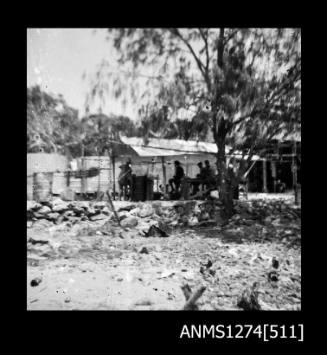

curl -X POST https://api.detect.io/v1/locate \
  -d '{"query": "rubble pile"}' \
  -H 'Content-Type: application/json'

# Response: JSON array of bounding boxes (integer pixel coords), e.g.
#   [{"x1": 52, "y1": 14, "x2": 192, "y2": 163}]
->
[
  {"x1": 27, "y1": 196, "x2": 301, "y2": 310},
  {"x1": 27, "y1": 197, "x2": 301, "y2": 246},
  {"x1": 224, "y1": 199, "x2": 301, "y2": 246}
]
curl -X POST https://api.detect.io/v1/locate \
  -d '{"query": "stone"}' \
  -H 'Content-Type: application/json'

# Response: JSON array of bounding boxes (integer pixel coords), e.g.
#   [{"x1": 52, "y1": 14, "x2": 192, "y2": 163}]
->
[
  {"x1": 90, "y1": 214, "x2": 108, "y2": 221},
  {"x1": 38, "y1": 206, "x2": 52, "y2": 214},
  {"x1": 101, "y1": 206, "x2": 111, "y2": 215},
  {"x1": 87, "y1": 208, "x2": 97, "y2": 217},
  {"x1": 120, "y1": 216, "x2": 138, "y2": 228},
  {"x1": 27, "y1": 201, "x2": 41, "y2": 211},
  {"x1": 118, "y1": 204, "x2": 137, "y2": 212},
  {"x1": 188, "y1": 217, "x2": 199, "y2": 226},
  {"x1": 32, "y1": 219, "x2": 53, "y2": 229},
  {"x1": 138, "y1": 205, "x2": 154, "y2": 218},
  {"x1": 139, "y1": 246, "x2": 149, "y2": 254},
  {"x1": 47, "y1": 212, "x2": 60, "y2": 221},
  {"x1": 67, "y1": 216, "x2": 80, "y2": 224},
  {"x1": 52, "y1": 200, "x2": 69, "y2": 212},
  {"x1": 94, "y1": 201, "x2": 107, "y2": 209},
  {"x1": 30, "y1": 277, "x2": 42, "y2": 287},
  {"x1": 145, "y1": 225, "x2": 169, "y2": 238},
  {"x1": 28, "y1": 234, "x2": 49, "y2": 245},
  {"x1": 129, "y1": 207, "x2": 141, "y2": 216}
]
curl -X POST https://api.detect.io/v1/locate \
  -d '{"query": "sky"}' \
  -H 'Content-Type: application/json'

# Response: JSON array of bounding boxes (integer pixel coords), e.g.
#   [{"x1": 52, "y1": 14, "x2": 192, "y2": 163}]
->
[{"x1": 27, "y1": 28, "x2": 137, "y2": 120}]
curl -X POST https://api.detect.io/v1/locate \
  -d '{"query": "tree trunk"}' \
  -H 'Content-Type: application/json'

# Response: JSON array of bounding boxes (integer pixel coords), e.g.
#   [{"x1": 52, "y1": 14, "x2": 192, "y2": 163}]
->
[{"x1": 216, "y1": 129, "x2": 234, "y2": 221}]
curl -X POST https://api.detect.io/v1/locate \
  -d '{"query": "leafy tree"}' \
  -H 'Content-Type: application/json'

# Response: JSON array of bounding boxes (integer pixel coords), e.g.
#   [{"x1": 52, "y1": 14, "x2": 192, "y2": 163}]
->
[
  {"x1": 27, "y1": 85, "x2": 81, "y2": 156},
  {"x1": 80, "y1": 113, "x2": 138, "y2": 155},
  {"x1": 88, "y1": 28, "x2": 301, "y2": 220}
]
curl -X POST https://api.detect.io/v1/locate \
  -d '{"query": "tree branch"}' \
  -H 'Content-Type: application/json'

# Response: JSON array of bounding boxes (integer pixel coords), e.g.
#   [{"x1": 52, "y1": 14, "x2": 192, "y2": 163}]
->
[{"x1": 168, "y1": 28, "x2": 207, "y2": 85}]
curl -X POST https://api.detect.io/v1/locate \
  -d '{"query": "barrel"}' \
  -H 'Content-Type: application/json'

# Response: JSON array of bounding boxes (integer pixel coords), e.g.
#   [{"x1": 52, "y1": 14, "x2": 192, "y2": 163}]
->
[
  {"x1": 145, "y1": 178, "x2": 154, "y2": 200},
  {"x1": 132, "y1": 175, "x2": 147, "y2": 201},
  {"x1": 33, "y1": 172, "x2": 53, "y2": 202}
]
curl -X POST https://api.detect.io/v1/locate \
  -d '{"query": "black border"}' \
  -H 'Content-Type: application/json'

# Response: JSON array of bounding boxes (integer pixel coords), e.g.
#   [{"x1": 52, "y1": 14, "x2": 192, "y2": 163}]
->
[{"x1": 7, "y1": 18, "x2": 312, "y2": 346}]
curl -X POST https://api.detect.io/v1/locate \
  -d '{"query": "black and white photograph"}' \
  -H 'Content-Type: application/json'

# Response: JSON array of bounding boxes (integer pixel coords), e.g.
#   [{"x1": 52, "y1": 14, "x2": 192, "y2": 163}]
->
[{"x1": 27, "y1": 28, "x2": 301, "y2": 312}]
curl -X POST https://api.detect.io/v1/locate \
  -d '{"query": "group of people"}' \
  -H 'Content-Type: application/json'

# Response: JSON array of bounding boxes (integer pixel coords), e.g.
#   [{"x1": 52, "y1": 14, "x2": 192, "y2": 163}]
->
[
  {"x1": 118, "y1": 158, "x2": 217, "y2": 200},
  {"x1": 168, "y1": 159, "x2": 216, "y2": 196}
]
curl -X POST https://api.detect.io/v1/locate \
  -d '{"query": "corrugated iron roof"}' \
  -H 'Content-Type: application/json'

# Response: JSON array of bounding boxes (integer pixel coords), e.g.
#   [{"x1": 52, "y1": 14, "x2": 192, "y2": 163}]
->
[
  {"x1": 120, "y1": 136, "x2": 219, "y2": 156},
  {"x1": 120, "y1": 136, "x2": 260, "y2": 160}
]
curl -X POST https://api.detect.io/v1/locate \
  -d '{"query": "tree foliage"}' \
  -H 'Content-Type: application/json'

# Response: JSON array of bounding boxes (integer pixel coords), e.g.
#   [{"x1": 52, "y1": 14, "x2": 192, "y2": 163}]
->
[
  {"x1": 27, "y1": 85, "x2": 81, "y2": 155},
  {"x1": 87, "y1": 28, "x2": 301, "y2": 218},
  {"x1": 27, "y1": 85, "x2": 138, "y2": 157}
]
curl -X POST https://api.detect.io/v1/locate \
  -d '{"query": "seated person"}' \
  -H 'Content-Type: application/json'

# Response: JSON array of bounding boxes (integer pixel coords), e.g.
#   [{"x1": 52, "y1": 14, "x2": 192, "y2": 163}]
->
[
  {"x1": 169, "y1": 160, "x2": 184, "y2": 192},
  {"x1": 203, "y1": 160, "x2": 216, "y2": 189},
  {"x1": 276, "y1": 179, "x2": 286, "y2": 193},
  {"x1": 191, "y1": 162, "x2": 205, "y2": 195}
]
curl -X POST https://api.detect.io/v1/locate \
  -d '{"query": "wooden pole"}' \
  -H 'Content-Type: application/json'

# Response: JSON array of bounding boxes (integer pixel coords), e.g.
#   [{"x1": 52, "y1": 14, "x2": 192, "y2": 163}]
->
[
  {"x1": 80, "y1": 144, "x2": 85, "y2": 196},
  {"x1": 292, "y1": 141, "x2": 298, "y2": 205},
  {"x1": 262, "y1": 159, "x2": 268, "y2": 193},
  {"x1": 112, "y1": 155, "x2": 116, "y2": 201},
  {"x1": 97, "y1": 155, "x2": 101, "y2": 199},
  {"x1": 271, "y1": 161, "x2": 277, "y2": 193},
  {"x1": 161, "y1": 156, "x2": 167, "y2": 194}
]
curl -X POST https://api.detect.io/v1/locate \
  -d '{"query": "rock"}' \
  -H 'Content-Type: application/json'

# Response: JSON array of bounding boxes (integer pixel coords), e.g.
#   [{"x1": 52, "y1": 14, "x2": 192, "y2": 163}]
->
[
  {"x1": 27, "y1": 201, "x2": 41, "y2": 211},
  {"x1": 170, "y1": 220, "x2": 178, "y2": 227},
  {"x1": 237, "y1": 283, "x2": 261, "y2": 310},
  {"x1": 32, "y1": 219, "x2": 53, "y2": 229},
  {"x1": 47, "y1": 212, "x2": 60, "y2": 221},
  {"x1": 90, "y1": 213, "x2": 107, "y2": 221},
  {"x1": 138, "y1": 205, "x2": 154, "y2": 218},
  {"x1": 268, "y1": 270, "x2": 279, "y2": 282},
  {"x1": 145, "y1": 225, "x2": 169, "y2": 238},
  {"x1": 94, "y1": 201, "x2": 107, "y2": 209},
  {"x1": 152, "y1": 202, "x2": 163, "y2": 215},
  {"x1": 30, "y1": 277, "x2": 42, "y2": 287},
  {"x1": 52, "y1": 201, "x2": 69, "y2": 212},
  {"x1": 86, "y1": 206, "x2": 96, "y2": 216},
  {"x1": 189, "y1": 216, "x2": 199, "y2": 226},
  {"x1": 118, "y1": 204, "x2": 137, "y2": 212},
  {"x1": 28, "y1": 234, "x2": 49, "y2": 245},
  {"x1": 38, "y1": 206, "x2": 52, "y2": 214},
  {"x1": 272, "y1": 257, "x2": 279, "y2": 269},
  {"x1": 139, "y1": 246, "x2": 149, "y2": 254},
  {"x1": 101, "y1": 206, "x2": 111, "y2": 215},
  {"x1": 66, "y1": 216, "x2": 80, "y2": 224},
  {"x1": 199, "y1": 212, "x2": 210, "y2": 221},
  {"x1": 63, "y1": 210, "x2": 75, "y2": 218},
  {"x1": 28, "y1": 243, "x2": 54, "y2": 258},
  {"x1": 180, "y1": 215, "x2": 189, "y2": 225},
  {"x1": 64, "y1": 296, "x2": 71, "y2": 303},
  {"x1": 129, "y1": 207, "x2": 141, "y2": 216},
  {"x1": 120, "y1": 216, "x2": 138, "y2": 228}
]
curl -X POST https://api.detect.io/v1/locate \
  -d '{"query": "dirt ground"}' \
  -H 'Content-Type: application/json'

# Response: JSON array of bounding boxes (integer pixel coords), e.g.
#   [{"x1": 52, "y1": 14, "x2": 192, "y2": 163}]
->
[{"x1": 27, "y1": 193, "x2": 301, "y2": 311}]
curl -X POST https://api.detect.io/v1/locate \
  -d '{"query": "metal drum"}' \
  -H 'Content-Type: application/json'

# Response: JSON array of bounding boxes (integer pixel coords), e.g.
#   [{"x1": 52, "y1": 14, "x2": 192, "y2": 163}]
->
[
  {"x1": 33, "y1": 172, "x2": 53, "y2": 202},
  {"x1": 132, "y1": 175, "x2": 147, "y2": 201}
]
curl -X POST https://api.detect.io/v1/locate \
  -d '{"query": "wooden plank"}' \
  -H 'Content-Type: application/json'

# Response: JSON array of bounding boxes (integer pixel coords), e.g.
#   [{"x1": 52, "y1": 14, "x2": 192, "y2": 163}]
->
[
  {"x1": 161, "y1": 156, "x2": 167, "y2": 194},
  {"x1": 262, "y1": 159, "x2": 268, "y2": 193}
]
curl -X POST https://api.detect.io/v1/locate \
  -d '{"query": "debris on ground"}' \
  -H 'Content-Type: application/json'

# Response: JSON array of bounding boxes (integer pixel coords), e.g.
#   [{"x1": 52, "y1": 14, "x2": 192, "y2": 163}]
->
[
  {"x1": 237, "y1": 282, "x2": 261, "y2": 310},
  {"x1": 27, "y1": 194, "x2": 301, "y2": 310},
  {"x1": 30, "y1": 277, "x2": 42, "y2": 287},
  {"x1": 182, "y1": 284, "x2": 206, "y2": 310}
]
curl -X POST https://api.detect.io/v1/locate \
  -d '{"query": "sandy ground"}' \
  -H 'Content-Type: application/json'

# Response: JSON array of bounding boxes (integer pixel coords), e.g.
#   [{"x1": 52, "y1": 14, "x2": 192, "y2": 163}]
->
[{"x1": 27, "y1": 194, "x2": 301, "y2": 311}]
